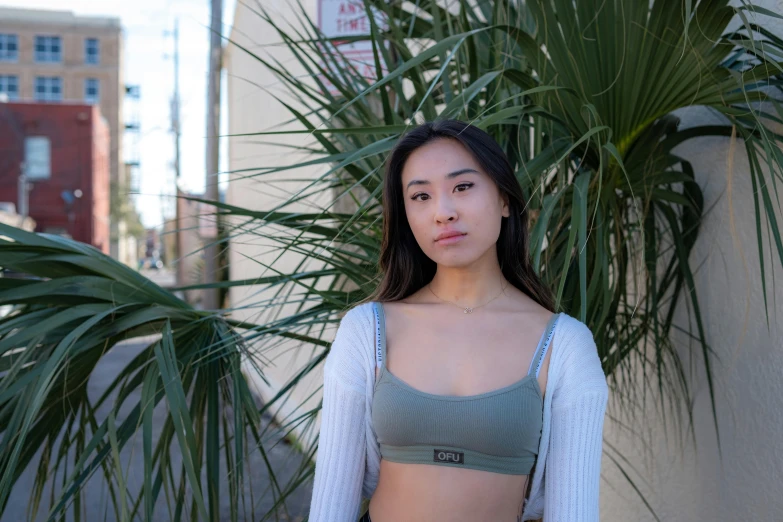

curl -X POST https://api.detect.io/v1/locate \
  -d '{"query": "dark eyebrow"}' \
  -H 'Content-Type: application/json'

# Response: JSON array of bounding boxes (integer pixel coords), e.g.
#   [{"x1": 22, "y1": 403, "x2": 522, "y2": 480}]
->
[{"x1": 405, "y1": 168, "x2": 479, "y2": 191}]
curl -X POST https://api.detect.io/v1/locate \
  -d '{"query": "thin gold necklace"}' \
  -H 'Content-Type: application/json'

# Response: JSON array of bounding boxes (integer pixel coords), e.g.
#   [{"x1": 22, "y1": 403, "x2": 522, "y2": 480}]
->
[{"x1": 427, "y1": 278, "x2": 507, "y2": 314}]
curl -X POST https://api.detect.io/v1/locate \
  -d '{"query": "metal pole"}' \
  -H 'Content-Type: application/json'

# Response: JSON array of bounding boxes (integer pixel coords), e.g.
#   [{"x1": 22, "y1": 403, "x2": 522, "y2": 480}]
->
[
  {"x1": 172, "y1": 19, "x2": 185, "y2": 290},
  {"x1": 203, "y1": 0, "x2": 222, "y2": 310},
  {"x1": 18, "y1": 162, "x2": 28, "y2": 228},
  {"x1": 174, "y1": 19, "x2": 180, "y2": 181}
]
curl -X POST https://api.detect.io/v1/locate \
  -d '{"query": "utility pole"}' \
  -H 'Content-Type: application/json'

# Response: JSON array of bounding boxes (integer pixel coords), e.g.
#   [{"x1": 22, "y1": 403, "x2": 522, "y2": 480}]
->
[
  {"x1": 203, "y1": 0, "x2": 222, "y2": 310},
  {"x1": 17, "y1": 162, "x2": 29, "y2": 228},
  {"x1": 170, "y1": 19, "x2": 184, "y2": 289}
]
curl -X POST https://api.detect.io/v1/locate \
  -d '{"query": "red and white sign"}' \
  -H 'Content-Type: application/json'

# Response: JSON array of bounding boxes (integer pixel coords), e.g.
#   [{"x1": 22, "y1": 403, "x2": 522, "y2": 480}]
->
[{"x1": 317, "y1": 0, "x2": 389, "y2": 94}]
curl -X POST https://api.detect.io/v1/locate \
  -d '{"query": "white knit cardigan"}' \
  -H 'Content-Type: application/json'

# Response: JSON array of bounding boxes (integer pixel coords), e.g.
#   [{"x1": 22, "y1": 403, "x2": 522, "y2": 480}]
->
[{"x1": 308, "y1": 301, "x2": 608, "y2": 521}]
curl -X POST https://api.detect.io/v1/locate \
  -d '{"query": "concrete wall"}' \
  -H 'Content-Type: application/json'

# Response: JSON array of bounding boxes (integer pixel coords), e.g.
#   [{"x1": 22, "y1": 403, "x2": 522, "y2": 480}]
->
[
  {"x1": 176, "y1": 192, "x2": 206, "y2": 306},
  {"x1": 225, "y1": 0, "x2": 333, "y2": 453},
  {"x1": 600, "y1": 4, "x2": 783, "y2": 519},
  {"x1": 601, "y1": 123, "x2": 783, "y2": 521}
]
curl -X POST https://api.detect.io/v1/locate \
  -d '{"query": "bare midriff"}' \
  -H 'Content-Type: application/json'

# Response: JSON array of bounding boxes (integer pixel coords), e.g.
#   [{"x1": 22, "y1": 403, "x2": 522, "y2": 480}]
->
[{"x1": 368, "y1": 461, "x2": 529, "y2": 521}]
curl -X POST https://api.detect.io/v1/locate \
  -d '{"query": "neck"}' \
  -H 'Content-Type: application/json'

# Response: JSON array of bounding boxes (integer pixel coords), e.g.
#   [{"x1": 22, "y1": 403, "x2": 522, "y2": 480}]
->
[{"x1": 428, "y1": 260, "x2": 506, "y2": 307}]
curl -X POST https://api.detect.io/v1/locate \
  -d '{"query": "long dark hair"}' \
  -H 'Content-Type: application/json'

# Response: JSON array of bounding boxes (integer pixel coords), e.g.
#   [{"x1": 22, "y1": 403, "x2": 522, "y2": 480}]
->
[{"x1": 362, "y1": 119, "x2": 555, "y2": 312}]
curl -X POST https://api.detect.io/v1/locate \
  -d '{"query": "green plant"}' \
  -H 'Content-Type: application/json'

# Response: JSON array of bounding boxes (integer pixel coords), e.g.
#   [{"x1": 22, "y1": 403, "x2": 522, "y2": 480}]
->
[
  {"x1": 1, "y1": 0, "x2": 782, "y2": 520},
  {"x1": 0, "y1": 226, "x2": 299, "y2": 521}
]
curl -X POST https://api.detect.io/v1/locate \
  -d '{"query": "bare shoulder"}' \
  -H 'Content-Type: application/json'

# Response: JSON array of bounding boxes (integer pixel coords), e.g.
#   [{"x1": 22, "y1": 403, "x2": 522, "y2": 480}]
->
[
  {"x1": 374, "y1": 291, "x2": 433, "y2": 329},
  {"x1": 500, "y1": 290, "x2": 558, "y2": 393}
]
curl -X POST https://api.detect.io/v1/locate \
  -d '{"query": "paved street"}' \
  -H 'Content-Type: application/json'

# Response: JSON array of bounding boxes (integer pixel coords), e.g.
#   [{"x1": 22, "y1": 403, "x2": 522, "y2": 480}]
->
[
  {"x1": 2, "y1": 337, "x2": 313, "y2": 522},
  {"x1": 139, "y1": 268, "x2": 177, "y2": 290}
]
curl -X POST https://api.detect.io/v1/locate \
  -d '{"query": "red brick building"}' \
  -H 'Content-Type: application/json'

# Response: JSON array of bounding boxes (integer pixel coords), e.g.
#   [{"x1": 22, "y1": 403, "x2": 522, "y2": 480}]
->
[{"x1": 0, "y1": 102, "x2": 110, "y2": 253}]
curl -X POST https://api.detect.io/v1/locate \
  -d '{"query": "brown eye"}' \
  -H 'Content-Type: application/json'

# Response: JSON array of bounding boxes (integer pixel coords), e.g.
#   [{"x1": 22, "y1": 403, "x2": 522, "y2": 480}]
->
[{"x1": 411, "y1": 183, "x2": 473, "y2": 201}]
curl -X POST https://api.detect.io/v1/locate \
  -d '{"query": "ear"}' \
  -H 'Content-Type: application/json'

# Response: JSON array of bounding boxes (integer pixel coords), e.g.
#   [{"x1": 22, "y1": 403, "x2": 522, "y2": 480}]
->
[{"x1": 501, "y1": 194, "x2": 510, "y2": 218}]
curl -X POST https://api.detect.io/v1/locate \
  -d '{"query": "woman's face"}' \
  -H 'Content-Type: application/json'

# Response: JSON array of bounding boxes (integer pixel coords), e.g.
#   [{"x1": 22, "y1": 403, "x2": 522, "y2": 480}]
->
[{"x1": 401, "y1": 138, "x2": 509, "y2": 267}]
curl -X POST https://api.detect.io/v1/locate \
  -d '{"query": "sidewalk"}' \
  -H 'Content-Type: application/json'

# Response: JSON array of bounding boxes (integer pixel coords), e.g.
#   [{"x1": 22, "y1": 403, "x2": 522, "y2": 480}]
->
[{"x1": 1, "y1": 337, "x2": 313, "y2": 521}]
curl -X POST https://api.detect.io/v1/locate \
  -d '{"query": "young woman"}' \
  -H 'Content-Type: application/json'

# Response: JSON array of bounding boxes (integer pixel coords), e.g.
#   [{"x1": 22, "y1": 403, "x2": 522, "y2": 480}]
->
[{"x1": 308, "y1": 120, "x2": 608, "y2": 522}]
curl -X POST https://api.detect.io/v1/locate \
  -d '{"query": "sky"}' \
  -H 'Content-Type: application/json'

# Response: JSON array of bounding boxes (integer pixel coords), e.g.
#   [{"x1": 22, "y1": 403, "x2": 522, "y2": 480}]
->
[{"x1": 1, "y1": 0, "x2": 236, "y2": 228}]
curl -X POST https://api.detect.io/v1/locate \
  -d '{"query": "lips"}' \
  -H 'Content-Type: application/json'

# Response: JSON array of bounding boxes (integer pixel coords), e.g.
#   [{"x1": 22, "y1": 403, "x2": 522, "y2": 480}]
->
[{"x1": 435, "y1": 231, "x2": 467, "y2": 242}]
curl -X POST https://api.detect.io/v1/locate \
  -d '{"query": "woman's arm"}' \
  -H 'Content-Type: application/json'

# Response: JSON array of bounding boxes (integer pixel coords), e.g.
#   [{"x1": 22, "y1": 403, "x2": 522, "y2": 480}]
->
[
  {"x1": 544, "y1": 320, "x2": 608, "y2": 521},
  {"x1": 308, "y1": 309, "x2": 368, "y2": 522}
]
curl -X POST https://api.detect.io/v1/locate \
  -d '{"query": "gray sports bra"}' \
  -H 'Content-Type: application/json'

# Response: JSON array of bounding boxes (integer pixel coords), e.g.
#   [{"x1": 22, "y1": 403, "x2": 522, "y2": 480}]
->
[{"x1": 370, "y1": 301, "x2": 560, "y2": 475}]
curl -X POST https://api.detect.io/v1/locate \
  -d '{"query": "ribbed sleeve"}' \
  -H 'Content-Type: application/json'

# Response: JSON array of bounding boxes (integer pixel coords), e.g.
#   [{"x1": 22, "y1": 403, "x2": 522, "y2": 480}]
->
[
  {"x1": 308, "y1": 308, "x2": 369, "y2": 522},
  {"x1": 544, "y1": 391, "x2": 607, "y2": 521},
  {"x1": 308, "y1": 375, "x2": 366, "y2": 521},
  {"x1": 542, "y1": 317, "x2": 608, "y2": 522}
]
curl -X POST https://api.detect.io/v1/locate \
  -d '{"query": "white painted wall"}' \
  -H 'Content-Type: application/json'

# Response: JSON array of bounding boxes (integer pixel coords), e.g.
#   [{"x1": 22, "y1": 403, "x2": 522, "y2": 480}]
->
[
  {"x1": 601, "y1": 123, "x2": 783, "y2": 521},
  {"x1": 225, "y1": 0, "x2": 331, "y2": 454},
  {"x1": 601, "y1": 4, "x2": 783, "y2": 518}
]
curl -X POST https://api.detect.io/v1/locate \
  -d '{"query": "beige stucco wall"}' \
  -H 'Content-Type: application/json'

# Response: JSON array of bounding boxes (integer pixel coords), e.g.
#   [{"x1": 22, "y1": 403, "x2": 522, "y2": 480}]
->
[
  {"x1": 600, "y1": 3, "x2": 783, "y2": 519},
  {"x1": 601, "y1": 124, "x2": 783, "y2": 520},
  {"x1": 225, "y1": 0, "x2": 333, "y2": 454}
]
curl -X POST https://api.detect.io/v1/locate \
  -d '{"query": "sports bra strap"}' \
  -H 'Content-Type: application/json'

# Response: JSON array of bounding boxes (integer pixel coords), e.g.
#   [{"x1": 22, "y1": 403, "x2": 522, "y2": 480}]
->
[
  {"x1": 527, "y1": 312, "x2": 560, "y2": 378},
  {"x1": 373, "y1": 301, "x2": 386, "y2": 369}
]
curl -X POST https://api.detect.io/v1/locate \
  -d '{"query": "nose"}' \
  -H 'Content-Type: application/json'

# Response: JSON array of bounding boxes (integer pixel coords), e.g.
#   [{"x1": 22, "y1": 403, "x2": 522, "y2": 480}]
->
[{"x1": 434, "y1": 197, "x2": 457, "y2": 223}]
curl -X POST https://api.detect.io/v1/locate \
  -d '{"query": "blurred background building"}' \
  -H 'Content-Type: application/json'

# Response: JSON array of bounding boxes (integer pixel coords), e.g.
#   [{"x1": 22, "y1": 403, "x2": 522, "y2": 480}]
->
[
  {"x1": 0, "y1": 102, "x2": 109, "y2": 251},
  {"x1": 0, "y1": 6, "x2": 142, "y2": 265}
]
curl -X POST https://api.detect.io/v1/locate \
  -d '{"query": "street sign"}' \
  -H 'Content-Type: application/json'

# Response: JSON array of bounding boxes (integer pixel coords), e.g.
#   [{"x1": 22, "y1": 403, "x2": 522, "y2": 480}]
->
[{"x1": 316, "y1": 0, "x2": 389, "y2": 95}]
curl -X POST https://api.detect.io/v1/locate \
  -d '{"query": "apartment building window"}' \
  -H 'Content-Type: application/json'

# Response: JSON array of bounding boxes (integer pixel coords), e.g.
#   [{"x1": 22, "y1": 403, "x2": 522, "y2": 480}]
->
[
  {"x1": 84, "y1": 78, "x2": 99, "y2": 103},
  {"x1": 35, "y1": 35, "x2": 62, "y2": 63},
  {"x1": 24, "y1": 137, "x2": 51, "y2": 180},
  {"x1": 85, "y1": 38, "x2": 99, "y2": 65},
  {"x1": 0, "y1": 75, "x2": 19, "y2": 100},
  {"x1": 0, "y1": 34, "x2": 18, "y2": 62},
  {"x1": 35, "y1": 76, "x2": 62, "y2": 102}
]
